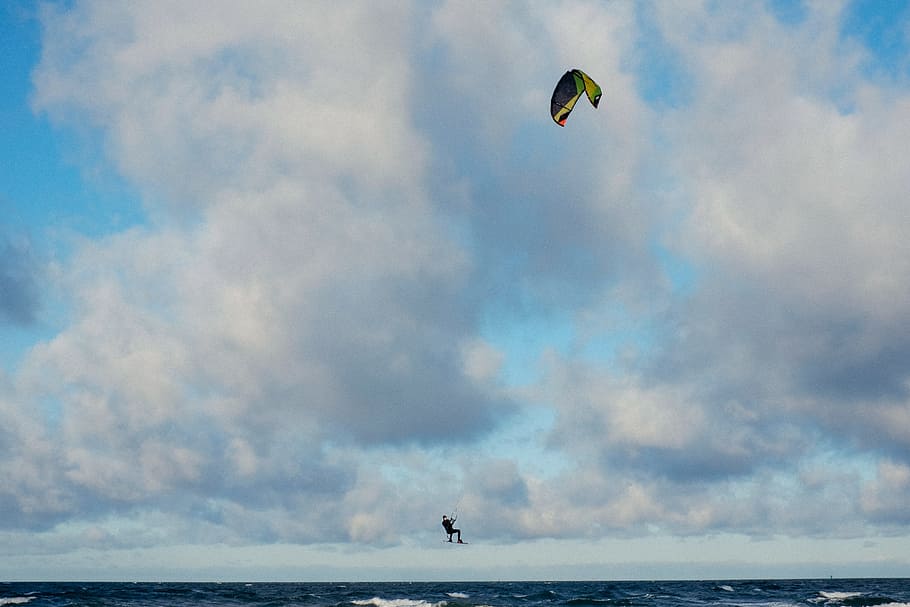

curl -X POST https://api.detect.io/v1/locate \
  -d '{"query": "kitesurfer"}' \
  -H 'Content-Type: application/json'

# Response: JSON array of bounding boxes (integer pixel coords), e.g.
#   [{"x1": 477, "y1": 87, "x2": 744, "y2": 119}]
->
[{"x1": 442, "y1": 515, "x2": 463, "y2": 543}]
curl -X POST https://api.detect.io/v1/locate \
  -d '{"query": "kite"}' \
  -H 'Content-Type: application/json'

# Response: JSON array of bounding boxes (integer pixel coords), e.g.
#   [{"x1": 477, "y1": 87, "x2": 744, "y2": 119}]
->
[{"x1": 550, "y1": 69, "x2": 601, "y2": 126}]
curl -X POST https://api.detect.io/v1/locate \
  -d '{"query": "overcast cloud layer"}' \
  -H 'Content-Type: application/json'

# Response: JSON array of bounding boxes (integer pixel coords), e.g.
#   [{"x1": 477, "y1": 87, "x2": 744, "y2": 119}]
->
[{"x1": 3, "y1": 0, "x2": 910, "y2": 576}]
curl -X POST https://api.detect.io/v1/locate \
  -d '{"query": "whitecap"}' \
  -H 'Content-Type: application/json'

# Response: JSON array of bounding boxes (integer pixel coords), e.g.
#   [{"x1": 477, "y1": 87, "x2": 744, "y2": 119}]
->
[
  {"x1": 0, "y1": 599, "x2": 34, "y2": 606},
  {"x1": 447, "y1": 593, "x2": 469, "y2": 599},
  {"x1": 819, "y1": 592, "x2": 863, "y2": 602},
  {"x1": 352, "y1": 598, "x2": 445, "y2": 607}
]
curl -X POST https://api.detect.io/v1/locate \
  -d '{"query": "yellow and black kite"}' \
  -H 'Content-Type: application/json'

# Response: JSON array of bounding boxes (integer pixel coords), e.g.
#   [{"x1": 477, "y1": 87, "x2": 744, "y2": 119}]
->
[{"x1": 550, "y1": 69, "x2": 602, "y2": 126}]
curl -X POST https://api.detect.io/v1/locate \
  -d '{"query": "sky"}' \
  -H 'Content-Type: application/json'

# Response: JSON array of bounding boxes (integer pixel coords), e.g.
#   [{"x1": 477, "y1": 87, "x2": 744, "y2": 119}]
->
[{"x1": 2, "y1": 0, "x2": 910, "y2": 582}]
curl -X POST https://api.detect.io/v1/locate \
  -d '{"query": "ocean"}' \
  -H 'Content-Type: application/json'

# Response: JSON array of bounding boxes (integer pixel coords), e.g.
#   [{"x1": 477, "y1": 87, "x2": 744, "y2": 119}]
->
[{"x1": 1, "y1": 579, "x2": 908, "y2": 607}]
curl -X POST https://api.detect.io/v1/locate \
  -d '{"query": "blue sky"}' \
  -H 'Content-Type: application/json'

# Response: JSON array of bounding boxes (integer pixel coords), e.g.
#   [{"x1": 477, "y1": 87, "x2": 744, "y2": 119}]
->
[{"x1": 3, "y1": 0, "x2": 910, "y2": 581}]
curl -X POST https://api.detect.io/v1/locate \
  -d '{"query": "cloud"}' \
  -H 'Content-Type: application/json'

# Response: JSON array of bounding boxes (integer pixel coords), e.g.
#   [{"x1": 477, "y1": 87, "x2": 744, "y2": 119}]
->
[
  {"x1": 506, "y1": 1, "x2": 910, "y2": 538},
  {"x1": 0, "y1": 229, "x2": 40, "y2": 326},
  {"x1": 862, "y1": 459, "x2": 910, "y2": 526},
  {"x1": 4, "y1": 0, "x2": 910, "y2": 562},
  {"x1": 654, "y1": 2, "x2": 910, "y2": 456},
  {"x1": 458, "y1": 0, "x2": 910, "y2": 540},
  {"x1": 14, "y1": 0, "x2": 516, "y2": 544},
  {"x1": 33, "y1": 1, "x2": 436, "y2": 214},
  {"x1": 0, "y1": 375, "x2": 66, "y2": 531}
]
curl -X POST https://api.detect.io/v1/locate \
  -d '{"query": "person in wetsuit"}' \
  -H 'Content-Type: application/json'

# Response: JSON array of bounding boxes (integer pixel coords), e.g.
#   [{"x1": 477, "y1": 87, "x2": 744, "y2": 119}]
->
[{"x1": 441, "y1": 515, "x2": 463, "y2": 543}]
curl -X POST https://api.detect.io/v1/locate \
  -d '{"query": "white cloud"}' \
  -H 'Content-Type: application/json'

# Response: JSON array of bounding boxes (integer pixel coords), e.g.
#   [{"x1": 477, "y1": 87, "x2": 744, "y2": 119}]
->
[
  {"x1": 4, "y1": 1, "x2": 910, "y2": 573},
  {"x1": 0, "y1": 380, "x2": 68, "y2": 530},
  {"x1": 15, "y1": 0, "x2": 517, "y2": 545},
  {"x1": 656, "y1": 2, "x2": 910, "y2": 455},
  {"x1": 34, "y1": 1, "x2": 430, "y2": 212},
  {"x1": 514, "y1": 0, "x2": 910, "y2": 539}
]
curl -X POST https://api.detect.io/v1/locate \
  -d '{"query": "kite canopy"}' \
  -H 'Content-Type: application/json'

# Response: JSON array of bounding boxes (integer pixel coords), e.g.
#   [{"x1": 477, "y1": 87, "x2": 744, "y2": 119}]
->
[{"x1": 550, "y1": 69, "x2": 602, "y2": 126}]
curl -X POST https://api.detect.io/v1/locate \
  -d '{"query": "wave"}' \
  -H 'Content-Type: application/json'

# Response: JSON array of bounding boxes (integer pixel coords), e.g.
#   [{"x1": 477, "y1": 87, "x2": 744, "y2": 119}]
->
[
  {"x1": 0, "y1": 599, "x2": 34, "y2": 606},
  {"x1": 525, "y1": 590, "x2": 561, "y2": 600},
  {"x1": 815, "y1": 592, "x2": 909, "y2": 607},
  {"x1": 447, "y1": 593, "x2": 469, "y2": 599},
  {"x1": 352, "y1": 598, "x2": 447, "y2": 607},
  {"x1": 820, "y1": 593, "x2": 865, "y2": 602},
  {"x1": 566, "y1": 599, "x2": 635, "y2": 606}
]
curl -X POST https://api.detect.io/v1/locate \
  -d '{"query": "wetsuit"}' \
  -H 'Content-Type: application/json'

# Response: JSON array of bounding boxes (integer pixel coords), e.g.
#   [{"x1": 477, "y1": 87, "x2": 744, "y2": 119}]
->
[{"x1": 442, "y1": 517, "x2": 462, "y2": 542}]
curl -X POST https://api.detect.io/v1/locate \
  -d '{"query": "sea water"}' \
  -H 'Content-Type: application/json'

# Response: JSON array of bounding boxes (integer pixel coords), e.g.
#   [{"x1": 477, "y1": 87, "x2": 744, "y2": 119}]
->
[{"x1": 1, "y1": 579, "x2": 908, "y2": 607}]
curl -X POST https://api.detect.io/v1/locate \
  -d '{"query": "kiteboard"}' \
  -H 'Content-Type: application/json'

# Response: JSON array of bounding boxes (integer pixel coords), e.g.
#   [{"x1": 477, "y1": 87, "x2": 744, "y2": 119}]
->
[{"x1": 443, "y1": 541, "x2": 469, "y2": 545}]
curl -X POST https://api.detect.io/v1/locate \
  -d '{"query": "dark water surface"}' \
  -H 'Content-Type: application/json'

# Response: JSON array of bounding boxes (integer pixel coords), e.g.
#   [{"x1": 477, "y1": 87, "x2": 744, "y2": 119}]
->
[{"x1": 1, "y1": 579, "x2": 908, "y2": 607}]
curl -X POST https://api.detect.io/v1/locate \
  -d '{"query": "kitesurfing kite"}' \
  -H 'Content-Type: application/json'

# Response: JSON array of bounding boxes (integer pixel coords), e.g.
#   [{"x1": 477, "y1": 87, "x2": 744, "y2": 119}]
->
[{"x1": 550, "y1": 69, "x2": 601, "y2": 126}]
